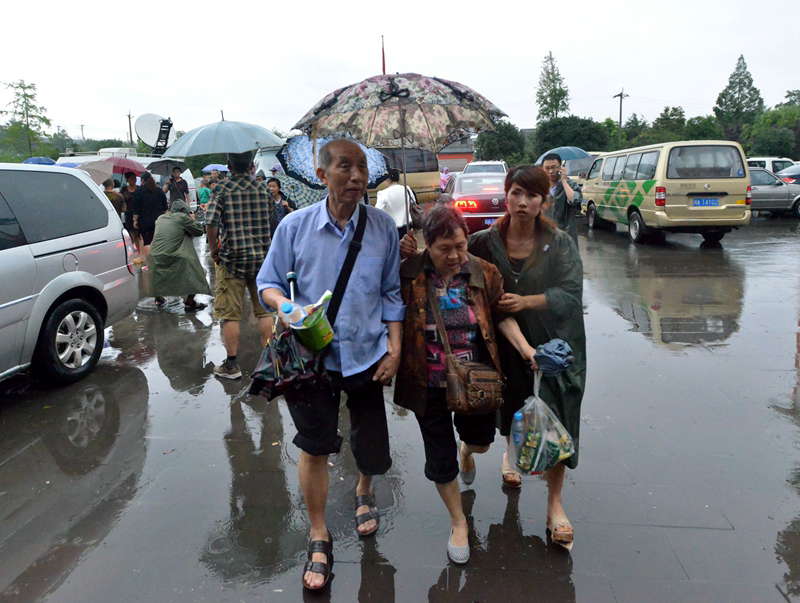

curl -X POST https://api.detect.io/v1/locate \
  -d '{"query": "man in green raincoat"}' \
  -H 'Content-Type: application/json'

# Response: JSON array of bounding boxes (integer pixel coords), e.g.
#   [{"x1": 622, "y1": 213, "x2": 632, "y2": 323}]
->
[{"x1": 150, "y1": 200, "x2": 211, "y2": 311}]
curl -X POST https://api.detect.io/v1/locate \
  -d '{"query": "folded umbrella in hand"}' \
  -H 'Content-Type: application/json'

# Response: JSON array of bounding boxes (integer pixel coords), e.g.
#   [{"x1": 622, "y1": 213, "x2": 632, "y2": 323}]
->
[{"x1": 534, "y1": 339, "x2": 574, "y2": 375}]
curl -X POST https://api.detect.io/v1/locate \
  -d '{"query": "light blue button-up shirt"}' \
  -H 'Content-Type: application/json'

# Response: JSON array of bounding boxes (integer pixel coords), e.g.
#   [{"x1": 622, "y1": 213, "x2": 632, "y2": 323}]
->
[{"x1": 256, "y1": 200, "x2": 405, "y2": 377}]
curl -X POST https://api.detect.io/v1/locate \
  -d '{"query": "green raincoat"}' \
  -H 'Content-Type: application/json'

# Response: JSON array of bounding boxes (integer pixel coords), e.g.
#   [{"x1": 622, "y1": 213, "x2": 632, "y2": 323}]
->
[
  {"x1": 469, "y1": 225, "x2": 586, "y2": 468},
  {"x1": 150, "y1": 203, "x2": 211, "y2": 298}
]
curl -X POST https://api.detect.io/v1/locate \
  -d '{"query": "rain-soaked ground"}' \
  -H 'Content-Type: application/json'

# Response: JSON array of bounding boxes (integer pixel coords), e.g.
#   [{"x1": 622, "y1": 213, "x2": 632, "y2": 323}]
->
[{"x1": 1, "y1": 215, "x2": 800, "y2": 602}]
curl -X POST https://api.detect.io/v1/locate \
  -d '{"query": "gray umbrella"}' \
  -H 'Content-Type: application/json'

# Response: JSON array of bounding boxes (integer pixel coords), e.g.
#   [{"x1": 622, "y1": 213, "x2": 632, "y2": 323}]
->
[{"x1": 162, "y1": 120, "x2": 284, "y2": 158}]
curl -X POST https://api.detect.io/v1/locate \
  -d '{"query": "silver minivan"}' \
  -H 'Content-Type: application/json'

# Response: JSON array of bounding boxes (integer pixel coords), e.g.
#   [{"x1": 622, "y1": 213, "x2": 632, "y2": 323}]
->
[{"x1": 0, "y1": 164, "x2": 138, "y2": 384}]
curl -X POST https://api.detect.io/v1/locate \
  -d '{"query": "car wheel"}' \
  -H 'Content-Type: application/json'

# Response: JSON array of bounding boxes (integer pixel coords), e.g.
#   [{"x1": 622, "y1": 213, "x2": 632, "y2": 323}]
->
[
  {"x1": 586, "y1": 203, "x2": 598, "y2": 229},
  {"x1": 34, "y1": 298, "x2": 104, "y2": 385},
  {"x1": 701, "y1": 231, "x2": 725, "y2": 244},
  {"x1": 628, "y1": 211, "x2": 648, "y2": 243},
  {"x1": 792, "y1": 199, "x2": 800, "y2": 219}
]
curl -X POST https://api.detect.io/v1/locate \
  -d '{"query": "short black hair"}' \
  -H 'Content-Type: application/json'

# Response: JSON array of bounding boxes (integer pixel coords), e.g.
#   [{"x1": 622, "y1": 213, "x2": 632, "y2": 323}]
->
[
  {"x1": 267, "y1": 177, "x2": 281, "y2": 188},
  {"x1": 423, "y1": 205, "x2": 468, "y2": 246},
  {"x1": 542, "y1": 153, "x2": 562, "y2": 164},
  {"x1": 102, "y1": 178, "x2": 114, "y2": 188},
  {"x1": 228, "y1": 151, "x2": 253, "y2": 174},
  {"x1": 124, "y1": 171, "x2": 136, "y2": 179},
  {"x1": 172, "y1": 166, "x2": 182, "y2": 173},
  {"x1": 388, "y1": 168, "x2": 400, "y2": 182}
]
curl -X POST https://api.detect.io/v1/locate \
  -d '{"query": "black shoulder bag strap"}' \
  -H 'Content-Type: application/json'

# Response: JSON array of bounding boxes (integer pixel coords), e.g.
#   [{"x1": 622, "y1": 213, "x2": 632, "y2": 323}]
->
[{"x1": 326, "y1": 207, "x2": 368, "y2": 326}]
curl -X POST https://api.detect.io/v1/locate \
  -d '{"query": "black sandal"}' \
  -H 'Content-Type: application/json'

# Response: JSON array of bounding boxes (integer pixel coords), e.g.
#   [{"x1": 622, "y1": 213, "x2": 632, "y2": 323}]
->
[
  {"x1": 355, "y1": 494, "x2": 379, "y2": 537},
  {"x1": 302, "y1": 533, "x2": 334, "y2": 591}
]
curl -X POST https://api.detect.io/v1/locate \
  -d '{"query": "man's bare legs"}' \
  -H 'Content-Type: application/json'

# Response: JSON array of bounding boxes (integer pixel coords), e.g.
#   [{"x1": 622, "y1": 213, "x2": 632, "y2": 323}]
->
[
  {"x1": 299, "y1": 452, "x2": 330, "y2": 590},
  {"x1": 221, "y1": 320, "x2": 240, "y2": 356},
  {"x1": 258, "y1": 315, "x2": 273, "y2": 345}
]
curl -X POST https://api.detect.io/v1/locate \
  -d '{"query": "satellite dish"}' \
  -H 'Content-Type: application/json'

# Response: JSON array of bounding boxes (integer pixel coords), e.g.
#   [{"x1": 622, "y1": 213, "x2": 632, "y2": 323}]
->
[{"x1": 135, "y1": 113, "x2": 176, "y2": 148}]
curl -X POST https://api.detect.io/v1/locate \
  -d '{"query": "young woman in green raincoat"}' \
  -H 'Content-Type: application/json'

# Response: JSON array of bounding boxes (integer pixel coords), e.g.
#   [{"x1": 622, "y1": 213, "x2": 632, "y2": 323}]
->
[
  {"x1": 468, "y1": 165, "x2": 586, "y2": 550},
  {"x1": 150, "y1": 200, "x2": 211, "y2": 311}
]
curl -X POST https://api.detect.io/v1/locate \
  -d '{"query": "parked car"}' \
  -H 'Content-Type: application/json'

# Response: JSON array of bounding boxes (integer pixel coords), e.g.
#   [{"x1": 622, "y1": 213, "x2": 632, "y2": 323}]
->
[
  {"x1": 0, "y1": 165, "x2": 139, "y2": 384},
  {"x1": 441, "y1": 172, "x2": 506, "y2": 233},
  {"x1": 777, "y1": 164, "x2": 800, "y2": 184},
  {"x1": 747, "y1": 157, "x2": 795, "y2": 174},
  {"x1": 581, "y1": 140, "x2": 751, "y2": 244},
  {"x1": 749, "y1": 168, "x2": 800, "y2": 216},
  {"x1": 461, "y1": 160, "x2": 508, "y2": 175}
]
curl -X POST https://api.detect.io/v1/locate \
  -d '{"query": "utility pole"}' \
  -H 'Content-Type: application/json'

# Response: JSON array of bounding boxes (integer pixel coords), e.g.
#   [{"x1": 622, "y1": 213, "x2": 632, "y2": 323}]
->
[
  {"x1": 613, "y1": 88, "x2": 629, "y2": 129},
  {"x1": 220, "y1": 109, "x2": 225, "y2": 121},
  {"x1": 80, "y1": 124, "x2": 85, "y2": 141},
  {"x1": 381, "y1": 35, "x2": 386, "y2": 75},
  {"x1": 127, "y1": 111, "x2": 134, "y2": 145}
]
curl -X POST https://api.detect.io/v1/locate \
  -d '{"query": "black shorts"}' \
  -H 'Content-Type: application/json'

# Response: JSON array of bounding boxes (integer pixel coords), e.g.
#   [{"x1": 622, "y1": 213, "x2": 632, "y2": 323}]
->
[
  {"x1": 284, "y1": 362, "x2": 391, "y2": 476},
  {"x1": 415, "y1": 388, "x2": 497, "y2": 484},
  {"x1": 140, "y1": 229, "x2": 155, "y2": 246}
]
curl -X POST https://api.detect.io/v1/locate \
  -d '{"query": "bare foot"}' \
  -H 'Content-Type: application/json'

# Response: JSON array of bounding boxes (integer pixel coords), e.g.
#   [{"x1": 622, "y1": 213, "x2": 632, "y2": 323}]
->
[{"x1": 355, "y1": 485, "x2": 377, "y2": 536}]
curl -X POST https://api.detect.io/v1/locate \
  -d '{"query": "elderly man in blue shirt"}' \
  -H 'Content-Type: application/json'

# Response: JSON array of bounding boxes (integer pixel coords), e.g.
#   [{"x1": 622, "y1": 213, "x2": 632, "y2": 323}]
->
[{"x1": 257, "y1": 139, "x2": 404, "y2": 591}]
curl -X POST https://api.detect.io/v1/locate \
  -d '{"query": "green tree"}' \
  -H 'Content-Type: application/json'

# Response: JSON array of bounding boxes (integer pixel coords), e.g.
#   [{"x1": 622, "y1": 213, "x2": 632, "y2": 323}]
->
[
  {"x1": 535, "y1": 51, "x2": 569, "y2": 122},
  {"x1": 685, "y1": 115, "x2": 724, "y2": 140},
  {"x1": 779, "y1": 90, "x2": 800, "y2": 107},
  {"x1": 651, "y1": 106, "x2": 686, "y2": 134},
  {"x1": 622, "y1": 113, "x2": 648, "y2": 143},
  {"x1": 745, "y1": 105, "x2": 800, "y2": 158},
  {"x1": 534, "y1": 116, "x2": 608, "y2": 158},
  {"x1": 749, "y1": 128, "x2": 795, "y2": 157},
  {"x1": 475, "y1": 120, "x2": 526, "y2": 164},
  {"x1": 2, "y1": 80, "x2": 51, "y2": 156},
  {"x1": 48, "y1": 126, "x2": 73, "y2": 154},
  {"x1": 600, "y1": 118, "x2": 623, "y2": 150},
  {"x1": 713, "y1": 55, "x2": 764, "y2": 141}
]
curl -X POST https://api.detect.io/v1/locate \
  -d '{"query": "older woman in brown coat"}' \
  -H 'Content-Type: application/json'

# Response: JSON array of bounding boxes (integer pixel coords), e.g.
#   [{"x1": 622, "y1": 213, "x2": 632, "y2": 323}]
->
[{"x1": 394, "y1": 205, "x2": 536, "y2": 565}]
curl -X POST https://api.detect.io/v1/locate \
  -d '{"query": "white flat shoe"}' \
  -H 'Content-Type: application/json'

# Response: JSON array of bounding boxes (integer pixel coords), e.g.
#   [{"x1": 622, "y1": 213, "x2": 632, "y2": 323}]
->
[{"x1": 447, "y1": 529, "x2": 470, "y2": 565}]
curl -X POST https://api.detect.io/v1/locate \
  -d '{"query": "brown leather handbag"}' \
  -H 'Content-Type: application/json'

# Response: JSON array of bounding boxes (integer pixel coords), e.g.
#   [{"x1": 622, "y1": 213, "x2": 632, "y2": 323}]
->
[{"x1": 428, "y1": 283, "x2": 504, "y2": 415}]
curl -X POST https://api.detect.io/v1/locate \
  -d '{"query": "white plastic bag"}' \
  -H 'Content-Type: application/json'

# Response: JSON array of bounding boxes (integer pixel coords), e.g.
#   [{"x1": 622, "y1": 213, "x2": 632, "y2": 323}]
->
[{"x1": 510, "y1": 371, "x2": 575, "y2": 475}]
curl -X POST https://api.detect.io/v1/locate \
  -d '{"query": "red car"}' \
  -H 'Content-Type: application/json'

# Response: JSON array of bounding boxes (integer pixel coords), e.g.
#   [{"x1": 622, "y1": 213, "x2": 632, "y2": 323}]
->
[{"x1": 441, "y1": 172, "x2": 507, "y2": 233}]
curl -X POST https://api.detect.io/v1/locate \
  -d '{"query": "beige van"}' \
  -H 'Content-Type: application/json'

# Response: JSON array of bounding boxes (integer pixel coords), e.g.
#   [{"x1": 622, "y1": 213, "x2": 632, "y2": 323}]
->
[{"x1": 582, "y1": 140, "x2": 751, "y2": 244}]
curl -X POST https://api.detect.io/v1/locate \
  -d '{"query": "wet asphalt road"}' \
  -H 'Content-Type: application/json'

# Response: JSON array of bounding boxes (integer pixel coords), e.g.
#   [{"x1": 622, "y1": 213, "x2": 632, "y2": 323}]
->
[{"x1": 1, "y1": 215, "x2": 800, "y2": 602}]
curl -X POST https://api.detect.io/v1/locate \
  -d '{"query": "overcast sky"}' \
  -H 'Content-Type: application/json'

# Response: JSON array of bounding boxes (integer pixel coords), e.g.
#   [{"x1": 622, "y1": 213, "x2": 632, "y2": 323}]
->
[{"x1": 2, "y1": 0, "x2": 796, "y2": 143}]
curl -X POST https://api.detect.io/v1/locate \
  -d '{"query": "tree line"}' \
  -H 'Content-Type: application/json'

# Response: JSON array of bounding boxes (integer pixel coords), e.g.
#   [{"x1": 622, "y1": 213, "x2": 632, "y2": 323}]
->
[{"x1": 476, "y1": 54, "x2": 800, "y2": 165}]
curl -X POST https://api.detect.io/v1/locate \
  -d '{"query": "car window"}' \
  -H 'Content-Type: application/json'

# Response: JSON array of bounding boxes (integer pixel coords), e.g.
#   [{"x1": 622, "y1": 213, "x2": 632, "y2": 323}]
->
[
  {"x1": 750, "y1": 170, "x2": 773, "y2": 186},
  {"x1": 379, "y1": 148, "x2": 438, "y2": 173},
  {"x1": 623, "y1": 153, "x2": 642, "y2": 180},
  {"x1": 0, "y1": 195, "x2": 27, "y2": 251},
  {"x1": 748, "y1": 160, "x2": 766, "y2": 168},
  {"x1": 773, "y1": 160, "x2": 793, "y2": 173},
  {"x1": 612, "y1": 156, "x2": 627, "y2": 180},
  {"x1": 601, "y1": 157, "x2": 617, "y2": 180},
  {"x1": 636, "y1": 151, "x2": 659, "y2": 180},
  {"x1": 587, "y1": 159, "x2": 603, "y2": 180},
  {"x1": 667, "y1": 145, "x2": 745, "y2": 179},
  {"x1": 456, "y1": 175, "x2": 505, "y2": 195},
  {"x1": 0, "y1": 171, "x2": 109, "y2": 244}
]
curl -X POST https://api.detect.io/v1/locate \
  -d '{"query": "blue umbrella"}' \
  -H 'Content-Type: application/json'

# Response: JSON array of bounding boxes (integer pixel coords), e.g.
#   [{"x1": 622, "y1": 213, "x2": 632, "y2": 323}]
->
[
  {"x1": 163, "y1": 120, "x2": 284, "y2": 158},
  {"x1": 201, "y1": 164, "x2": 229, "y2": 173},
  {"x1": 535, "y1": 146, "x2": 590, "y2": 165},
  {"x1": 23, "y1": 156, "x2": 56, "y2": 165},
  {"x1": 277, "y1": 135, "x2": 389, "y2": 190}
]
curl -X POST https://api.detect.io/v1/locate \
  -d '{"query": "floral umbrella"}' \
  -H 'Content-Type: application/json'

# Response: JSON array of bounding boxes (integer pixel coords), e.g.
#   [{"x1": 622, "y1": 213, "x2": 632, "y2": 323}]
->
[
  {"x1": 277, "y1": 135, "x2": 389, "y2": 190},
  {"x1": 293, "y1": 73, "x2": 505, "y2": 153}
]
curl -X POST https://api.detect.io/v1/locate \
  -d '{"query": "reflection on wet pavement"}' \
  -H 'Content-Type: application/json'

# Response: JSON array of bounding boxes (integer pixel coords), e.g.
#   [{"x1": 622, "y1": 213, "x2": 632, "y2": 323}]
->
[{"x1": 1, "y1": 217, "x2": 800, "y2": 602}]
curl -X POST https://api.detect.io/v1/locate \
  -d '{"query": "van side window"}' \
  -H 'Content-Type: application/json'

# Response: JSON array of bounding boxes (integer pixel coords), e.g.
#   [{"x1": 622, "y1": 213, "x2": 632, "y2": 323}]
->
[
  {"x1": 637, "y1": 151, "x2": 660, "y2": 180},
  {"x1": 623, "y1": 153, "x2": 642, "y2": 180},
  {"x1": 748, "y1": 160, "x2": 765, "y2": 168},
  {"x1": 612, "y1": 156, "x2": 627, "y2": 180},
  {"x1": 773, "y1": 160, "x2": 793, "y2": 173},
  {"x1": 601, "y1": 157, "x2": 617, "y2": 180},
  {"x1": 0, "y1": 171, "x2": 109, "y2": 244},
  {"x1": 587, "y1": 159, "x2": 603, "y2": 180},
  {"x1": 0, "y1": 196, "x2": 27, "y2": 251}
]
